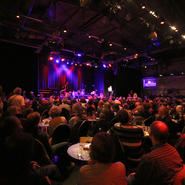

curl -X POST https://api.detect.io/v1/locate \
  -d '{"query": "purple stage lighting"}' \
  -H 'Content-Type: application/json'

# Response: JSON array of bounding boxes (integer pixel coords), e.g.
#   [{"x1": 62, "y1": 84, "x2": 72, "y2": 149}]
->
[
  {"x1": 77, "y1": 53, "x2": 82, "y2": 57},
  {"x1": 67, "y1": 61, "x2": 69, "y2": 65},
  {"x1": 103, "y1": 64, "x2": 107, "y2": 68},
  {"x1": 56, "y1": 59, "x2": 60, "y2": 63}
]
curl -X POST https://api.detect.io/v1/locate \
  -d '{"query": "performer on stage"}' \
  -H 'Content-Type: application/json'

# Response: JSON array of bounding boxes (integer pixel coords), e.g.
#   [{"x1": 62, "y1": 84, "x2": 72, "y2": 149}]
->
[{"x1": 60, "y1": 81, "x2": 70, "y2": 96}]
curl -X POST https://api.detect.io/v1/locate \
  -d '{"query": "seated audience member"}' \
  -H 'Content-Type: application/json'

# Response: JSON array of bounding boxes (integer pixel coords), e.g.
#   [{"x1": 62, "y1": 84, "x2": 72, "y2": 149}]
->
[
  {"x1": 25, "y1": 112, "x2": 53, "y2": 159},
  {"x1": 69, "y1": 102, "x2": 87, "y2": 127},
  {"x1": 7, "y1": 87, "x2": 25, "y2": 108},
  {"x1": 131, "y1": 105, "x2": 145, "y2": 125},
  {"x1": 110, "y1": 110, "x2": 144, "y2": 167},
  {"x1": 156, "y1": 105, "x2": 178, "y2": 145},
  {"x1": 47, "y1": 106, "x2": 67, "y2": 137},
  {"x1": 128, "y1": 121, "x2": 183, "y2": 185},
  {"x1": 69, "y1": 102, "x2": 87, "y2": 143},
  {"x1": 79, "y1": 132, "x2": 127, "y2": 185},
  {"x1": 172, "y1": 105, "x2": 185, "y2": 133},
  {"x1": 0, "y1": 132, "x2": 50, "y2": 185}
]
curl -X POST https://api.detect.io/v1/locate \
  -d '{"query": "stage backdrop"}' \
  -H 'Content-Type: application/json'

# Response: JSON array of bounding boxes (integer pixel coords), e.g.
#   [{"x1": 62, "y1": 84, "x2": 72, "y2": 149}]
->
[{"x1": 38, "y1": 60, "x2": 106, "y2": 95}]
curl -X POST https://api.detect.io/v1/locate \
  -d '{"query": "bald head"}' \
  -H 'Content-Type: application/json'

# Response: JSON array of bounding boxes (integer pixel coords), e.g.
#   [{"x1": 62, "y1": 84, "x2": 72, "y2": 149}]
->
[{"x1": 150, "y1": 121, "x2": 169, "y2": 144}]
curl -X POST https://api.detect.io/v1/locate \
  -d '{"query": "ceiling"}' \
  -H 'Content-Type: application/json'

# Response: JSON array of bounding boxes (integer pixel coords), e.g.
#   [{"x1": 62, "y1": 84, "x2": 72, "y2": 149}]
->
[{"x1": 0, "y1": 0, "x2": 185, "y2": 67}]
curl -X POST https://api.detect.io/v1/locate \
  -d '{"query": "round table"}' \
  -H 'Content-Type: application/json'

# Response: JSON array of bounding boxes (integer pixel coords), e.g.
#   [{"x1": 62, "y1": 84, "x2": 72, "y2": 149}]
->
[{"x1": 67, "y1": 143, "x2": 90, "y2": 161}]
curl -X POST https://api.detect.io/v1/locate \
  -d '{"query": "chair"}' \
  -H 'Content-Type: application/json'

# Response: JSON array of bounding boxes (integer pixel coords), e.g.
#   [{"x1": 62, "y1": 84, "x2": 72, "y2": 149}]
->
[
  {"x1": 79, "y1": 120, "x2": 92, "y2": 137},
  {"x1": 51, "y1": 124, "x2": 71, "y2": 145}
]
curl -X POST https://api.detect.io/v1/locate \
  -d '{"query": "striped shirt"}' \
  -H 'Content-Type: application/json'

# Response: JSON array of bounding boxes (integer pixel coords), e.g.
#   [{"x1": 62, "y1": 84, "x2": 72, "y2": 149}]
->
[{"x1": 133, "y1": 143, "x2": 183, "y2": 185}]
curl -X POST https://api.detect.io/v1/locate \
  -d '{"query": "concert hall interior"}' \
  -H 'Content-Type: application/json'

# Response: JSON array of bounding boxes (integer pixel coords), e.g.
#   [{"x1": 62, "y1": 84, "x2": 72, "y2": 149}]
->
[{"x1": 0, "y1": 1, "x2": 185, "y2": 185}]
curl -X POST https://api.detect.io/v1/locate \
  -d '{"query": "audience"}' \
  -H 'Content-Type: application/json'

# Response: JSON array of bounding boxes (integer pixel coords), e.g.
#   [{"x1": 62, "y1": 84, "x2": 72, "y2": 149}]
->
[
  {"x1": 0, "y1": 85, "x2": 185, "y2": 184},
  {"x1": 127, "y1": 121, "x2": 183, "y2": 185},
  {"x1": 79, "y1": 132, "x2": 127, "y2": 185}
]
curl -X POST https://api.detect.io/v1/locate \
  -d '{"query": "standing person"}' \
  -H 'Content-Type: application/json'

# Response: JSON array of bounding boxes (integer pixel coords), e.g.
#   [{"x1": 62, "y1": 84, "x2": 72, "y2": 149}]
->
[
  {"x1": 127, "y1": 121, "x2": 183, "y2": 185},
  {"x1": 79, "y1": 132, "x2": 127, "y2": 185},
  {"x1": 8, "y1": 87, "x2": 25, "y2": 108}
]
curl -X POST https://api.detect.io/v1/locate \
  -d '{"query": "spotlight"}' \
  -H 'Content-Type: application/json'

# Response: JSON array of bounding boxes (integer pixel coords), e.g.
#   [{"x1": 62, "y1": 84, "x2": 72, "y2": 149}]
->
[
  {"x1": 71, "y1": 62, "x2": 74, "y2": 65},
  {"x1": 75, "y1": 63, "x2": 78, "y2": 66},
  {"x1": 182, "y1": 35, "x2": 185, "y2": 39},
  {"x1": 16, "y1": 15, "x2": 20, "y2": 19},
  {"x1": 88, "y1": 35, "x2": 92, "y2": 39},
  {"x1": 142, "y1": 6, "x2": 146, "y2": 9},
  {"x1": 56, "y1": 59, "x2": 60, "y2": 63},
  {"x1": 108, "y1": 64, "x2": 112, "y2": 68},
  {"x1": 103, "y1": 64, "x2": 107, "y2": 68},
  {"x1": 95, "y1": 65, "x2": 98, "y2": 68},
  {"x1": 61, "y1": 58, "x2": 65, "y2": 62},
  {"x1": 77, "y1": 53, "x2": 82, "y2": 57},
  {"x1": 86, "y1": 63, "x2": 91, "y2": 67},
  {"x1": 48, "y1": 56, "x2": 54, "y2": 61},
  {"x1": 170, "y1": 26, "x2": 178, "y2": 32},
  {"x1": 160, "y1": 21, "x2": 165, "y2": 25},
  {"x1": 109, "y1": 43, "x2": 113, "y2": 47},
  {"x1": 63, "y1": 30, "x2": 67, "y2": 33},
  {"x1": 159, "y1": 74, "x2": 163, "y2": 77},
  {"x1": 144, "y1": 66, "x2": 147, "y2": 69},
  {"x1": 67, "y1": 62, "x2": 69, "y2": 65}
]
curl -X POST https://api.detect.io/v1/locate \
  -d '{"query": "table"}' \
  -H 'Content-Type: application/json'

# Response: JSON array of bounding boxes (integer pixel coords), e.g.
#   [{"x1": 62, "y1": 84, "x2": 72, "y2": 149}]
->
[{"x1": 67, "y1": 143, "x2": 90, "y2": 161}]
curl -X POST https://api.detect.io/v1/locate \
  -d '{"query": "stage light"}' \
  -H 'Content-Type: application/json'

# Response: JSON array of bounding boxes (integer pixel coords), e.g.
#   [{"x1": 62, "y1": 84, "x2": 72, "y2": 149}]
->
[
  {"x1": 144, "y1": 66, "x2": 147, "y2": 69},
  {"x1": 109, "y1": 43, "x2": 113, "y2": 47},
  {"x1": 108, "y1": 64, "x2": 112, "y2": 68},
  {"x1": 159, "y1": 74, "x2": 163, "y2": 77},
  {"x1": 67, "y1": 61, "x2": 69, "y2": 65},
  {"x1": 86, "y1": 63, "x2": 91, "y2": 67},
  {"x1": 80, "y1": 64, "x2": 83, "y2": 67},
  {"x1": 75, "y1": 63, "x2": 78, "y2": 66},
  {"x1": 103, "y1": 64, "x2": 107, "y2": 68},
  {"x1": 149, "y1": 11, "x2": 158, "y2": 18},
  {"x1": 160, "y1": 21, "x2": 165, "y2": 25},
  {"x1": 170, "y1": 26, "x2": 178, "y2": 32},
  {"x1": 95, "y1": 65, "x2": 98, "y2": 68},
  {"x1": 182, "y1": 35, "x2": 185, "y2": 39},
  {"x1": 48, "y1": 56, "x2": 54, "y2": 61},
  {"x1": 16, "y1": 15, "x2": 20, "y2": 19},
  {"x1": 170, "y1": 73, "x2": 174, "y2": 76},
  {"x1": 124, "y1": 48, "x2": 127, "y2": 51},
  {"x1": 63, "y1": 30, "x2": 67, "y2": 33},
  {"x1": 142, "y1": 6, "x2": 146, "y2": 9},
  {"x1": 181, "y1": 72, "x2": 184, "y2": 75},
  {"x1": 77, "y1": 53, "x2": 82, "y2": 57},
  {"x1": 71, "y1": 62, "x2": 74, "y2": 65},
  {"x1": 61, "y1": 58, "x2": 65, "y2": 62},
  {"x1": 56, "y1": 59, "x2": 60, "y2": 63},
  {"x1": 88, "y1": 35, "x2": 92, "y2": 39}
]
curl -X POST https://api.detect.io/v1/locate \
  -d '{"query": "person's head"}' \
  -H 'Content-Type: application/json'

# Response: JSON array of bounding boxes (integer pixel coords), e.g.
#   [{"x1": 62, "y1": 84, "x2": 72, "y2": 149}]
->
[
  {"x1": 49, "y1": 105, "x2": 61, "y2": 118},
  {"x1": 158, "y1": 105, "x2": 169, "y2": 117},
  {"x1": 117, "y1": 109, "x2": 129, "y2": 124},
  {"x1": 149, "y1": 121, "x2": 169, "y2": 145},
  {"x1": 176, "y1": 105, "x2": 184, "y2": 114},
  {"x1": 27, "y1": 112, "x2": 40, "y2": 128},
  {"x1": 13, "y1": 87, "x2": 22, "y2": 95},
  {"x1": 72, "y1": 102, "x2": 83, "y2": 115},
  {"x1": 6, "y1": 105, "x2": 22, "y2": 116},
  {"x1": 89, "y1": 132, "x2": 115, "y2": 163},
  {"x1": 0, "y1": 116, "x2": 22, "y2": 141}
]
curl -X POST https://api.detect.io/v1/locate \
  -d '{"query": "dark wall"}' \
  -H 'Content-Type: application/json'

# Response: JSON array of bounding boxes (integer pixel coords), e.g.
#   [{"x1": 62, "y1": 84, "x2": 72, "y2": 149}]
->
[
  {"x1": 0, "y1": 42, "x2": 38, "y2": 95},
  {"x1": 115, "y1": 66, "x2": 142, "y2": 97}
]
